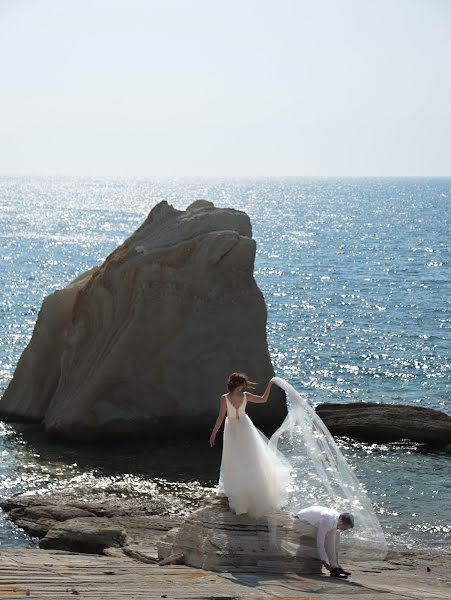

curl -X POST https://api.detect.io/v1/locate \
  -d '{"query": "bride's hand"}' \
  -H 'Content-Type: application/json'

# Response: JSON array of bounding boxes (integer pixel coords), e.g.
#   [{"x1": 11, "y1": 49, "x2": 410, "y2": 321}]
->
[{"x1": 209, "y1": 433, "x2": 216, "y2": 447}]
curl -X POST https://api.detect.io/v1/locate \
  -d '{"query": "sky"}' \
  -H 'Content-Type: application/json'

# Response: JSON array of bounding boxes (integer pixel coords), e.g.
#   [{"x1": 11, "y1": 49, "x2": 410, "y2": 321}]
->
[{"x1": 0, "y1": 0, "x2": 450, "y2": 177}]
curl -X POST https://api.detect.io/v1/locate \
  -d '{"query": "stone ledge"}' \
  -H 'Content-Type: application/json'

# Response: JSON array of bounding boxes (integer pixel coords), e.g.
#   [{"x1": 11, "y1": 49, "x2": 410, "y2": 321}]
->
[{"x1": 158, "y1": 496, "x2": 321, "y2": 574}]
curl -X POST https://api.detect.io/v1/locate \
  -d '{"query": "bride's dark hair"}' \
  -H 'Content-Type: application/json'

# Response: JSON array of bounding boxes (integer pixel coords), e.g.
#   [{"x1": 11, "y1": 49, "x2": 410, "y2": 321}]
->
[{"x1": 227, "y1": 372, "x2": 256, "y2": 391}]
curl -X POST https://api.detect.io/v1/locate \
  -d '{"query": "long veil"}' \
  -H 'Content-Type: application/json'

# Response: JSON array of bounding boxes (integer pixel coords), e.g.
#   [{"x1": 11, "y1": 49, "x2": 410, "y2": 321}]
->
[{"x1": 269, "y1": 377, "x2": 387, "y2": 561}]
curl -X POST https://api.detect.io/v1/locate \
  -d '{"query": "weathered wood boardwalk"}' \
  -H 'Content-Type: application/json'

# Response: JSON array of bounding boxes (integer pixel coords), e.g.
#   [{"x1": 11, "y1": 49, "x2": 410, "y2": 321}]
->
[{"x1": 0, "y1": 548, "x2": 450, "y2": 600}]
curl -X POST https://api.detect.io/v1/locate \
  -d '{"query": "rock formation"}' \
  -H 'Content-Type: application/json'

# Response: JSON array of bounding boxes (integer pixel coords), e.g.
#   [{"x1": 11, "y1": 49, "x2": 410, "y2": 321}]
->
[
  {"x1": 39, "y1": 518, "x2": 129, "y2": 554},
  {"x1": 1, "y1": 494, "x2": 320, "y2": 574},
  {"x1": 316, "y1": 403, "x2": 451, "y2": 448},
  {"x1": 0, "y1": 493, "x2": 181, "y2": 555},
  {"x1": 0, "y1": 201, "x2": 285, "y2": 441},
  {"x1": 0, "y1": 268, "x2": 97, "y2": 422},
  {"x1": 157, "y1": 496, "x2": 321, "y2": 573}
]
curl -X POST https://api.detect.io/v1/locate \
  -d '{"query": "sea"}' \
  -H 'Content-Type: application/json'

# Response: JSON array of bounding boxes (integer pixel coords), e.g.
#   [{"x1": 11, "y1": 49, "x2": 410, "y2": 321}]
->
[{"x1": 0, "y1": 176, "x2": 449, "y2": 553}]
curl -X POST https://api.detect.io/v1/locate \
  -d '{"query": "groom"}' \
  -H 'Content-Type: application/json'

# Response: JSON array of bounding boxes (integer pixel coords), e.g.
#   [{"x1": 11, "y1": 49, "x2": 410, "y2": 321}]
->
[{"x1": 294, "y1": 505, "x2": 354, "y2": 578}]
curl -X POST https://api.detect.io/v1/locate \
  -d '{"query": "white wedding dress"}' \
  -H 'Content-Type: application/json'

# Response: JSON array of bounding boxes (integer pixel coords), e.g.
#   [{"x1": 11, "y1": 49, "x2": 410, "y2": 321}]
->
[{"x1": 217, "y1": 392, "x2": 291, "y2": 518}]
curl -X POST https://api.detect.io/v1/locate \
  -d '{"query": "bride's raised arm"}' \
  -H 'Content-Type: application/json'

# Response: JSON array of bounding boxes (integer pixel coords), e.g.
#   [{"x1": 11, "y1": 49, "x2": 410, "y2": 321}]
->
[{"x1": 245, "y1": 380, "x2": 274, "y2": 404}]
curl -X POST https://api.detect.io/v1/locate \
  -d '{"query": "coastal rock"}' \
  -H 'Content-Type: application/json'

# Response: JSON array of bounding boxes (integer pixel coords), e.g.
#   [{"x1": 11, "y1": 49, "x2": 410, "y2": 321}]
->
[
  {"x1": 0, "y1": 201, "x2": 284, "y2": 441},
  {"x1": 1, "y1": 493, "x2": 181, "y2": 555},
  {"x1": 39, "y1": 518, "x2": 128, "y2": 553},
  {"x1": 1, "y1": 493, "x2": 180, "y2": 537},
  {"x1": 9, "y1": 504, "x2": 97, "y2": 523},
  {"x1": 157, "y1": 496, "x2": 321, "y2": 573},
  {"x1": 0, "y1": 269, "x2": 96, "y2": 422},
  {"x1": 316, "y1": 403, "x2": 451, "y2": 447},
  {"x1": 1, "y1": 547, "x2": 451, "y2": 600},
  {"x1": 6, "y1": 504, "x2": 97, "y2": 539},
  {"x1": 14, "y1": 518, "x2": 54, "y2": 539}
]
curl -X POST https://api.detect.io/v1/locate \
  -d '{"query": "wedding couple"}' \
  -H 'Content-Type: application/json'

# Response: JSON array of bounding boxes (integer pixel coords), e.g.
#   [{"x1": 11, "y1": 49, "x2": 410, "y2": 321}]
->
[{"x1": 209, "y1": 372, "x2": 369, "y2": 578}]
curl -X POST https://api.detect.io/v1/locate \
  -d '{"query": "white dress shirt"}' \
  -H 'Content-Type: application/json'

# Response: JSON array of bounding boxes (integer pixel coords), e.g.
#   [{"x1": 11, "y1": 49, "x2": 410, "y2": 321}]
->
[{"x1": 296, "y1": 505, "x2": 340, "y2": 563}]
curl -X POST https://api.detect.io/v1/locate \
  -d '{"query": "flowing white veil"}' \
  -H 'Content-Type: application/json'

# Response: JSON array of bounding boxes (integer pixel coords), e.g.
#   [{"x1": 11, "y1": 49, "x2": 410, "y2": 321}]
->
[{"x1": 269, "y1": 377, "x2": 387, "y2": 561}]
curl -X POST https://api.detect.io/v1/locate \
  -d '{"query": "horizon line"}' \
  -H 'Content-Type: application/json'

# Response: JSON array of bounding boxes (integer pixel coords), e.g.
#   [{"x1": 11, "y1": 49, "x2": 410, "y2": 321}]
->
[{"x1": 1, "y1": 172, "x2": 451, "y2": 180}]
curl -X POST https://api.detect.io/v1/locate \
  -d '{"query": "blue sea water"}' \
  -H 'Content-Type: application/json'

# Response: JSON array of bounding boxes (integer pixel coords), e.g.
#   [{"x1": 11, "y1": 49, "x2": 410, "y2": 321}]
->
[{"x1": 0, "y1": 176, "x2": 450, "y2": 552}]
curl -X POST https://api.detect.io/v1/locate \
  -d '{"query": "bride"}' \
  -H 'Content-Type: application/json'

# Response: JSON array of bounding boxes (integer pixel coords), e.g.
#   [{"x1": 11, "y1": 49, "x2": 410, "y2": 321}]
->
[{"x1": 209, "y1": 372, "x2": 291, "y2": 518}]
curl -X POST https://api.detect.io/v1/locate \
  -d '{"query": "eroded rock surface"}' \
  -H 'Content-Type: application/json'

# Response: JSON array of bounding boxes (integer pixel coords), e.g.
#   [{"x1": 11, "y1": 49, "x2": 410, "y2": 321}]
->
[
  {"x1": 158, "y1": 496, "x2": 321, "y2": 574},
  {"x1": 39, "y1": 517, "x2": 129, "y2": 554},
  {"x1": 0, "y1": 201, "x2": 285, "y2": 440},
  {"x1": 1, "y1": 493, "x2": 182, "y2": 555},
  {"x1": 2, "y1": 493, "x2": 320, "y2": 573}
]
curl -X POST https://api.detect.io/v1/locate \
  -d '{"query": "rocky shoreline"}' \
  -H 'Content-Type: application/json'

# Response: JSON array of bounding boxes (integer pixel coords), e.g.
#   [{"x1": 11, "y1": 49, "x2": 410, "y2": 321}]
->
[
  {"x1": 0, "y1": 492, "x2": 181, "y2": 557},
  {"x1": 1, "y1": 493, "x2": 320, "y2": 572},
  {"x1": 1, "y1": 492, "x2": 451, "y2": 599},
  {"x1": 0, "y1": 546, "x2": 449, "y2": 600}
]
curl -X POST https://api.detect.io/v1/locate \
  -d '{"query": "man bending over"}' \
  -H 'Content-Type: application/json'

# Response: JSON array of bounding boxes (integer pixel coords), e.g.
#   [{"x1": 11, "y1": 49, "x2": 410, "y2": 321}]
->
[{"x1": 294, "y1": 505, "x2": 354, "y2": 578}]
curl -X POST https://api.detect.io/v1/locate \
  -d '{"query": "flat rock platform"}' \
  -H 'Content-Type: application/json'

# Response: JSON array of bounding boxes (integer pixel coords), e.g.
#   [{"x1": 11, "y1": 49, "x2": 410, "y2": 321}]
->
[{"x1": 0, "y1": 548, "x2": 450, "y2": 600}]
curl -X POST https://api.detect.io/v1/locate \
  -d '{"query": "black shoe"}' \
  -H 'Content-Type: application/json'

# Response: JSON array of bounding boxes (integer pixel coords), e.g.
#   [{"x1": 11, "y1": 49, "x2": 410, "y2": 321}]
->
[
  {"x1": 330, "y1": 567, "x2": 348, "y2": 579},
  {"x1": 336, "y1": 566, "x2": 351, "y2": 576}
]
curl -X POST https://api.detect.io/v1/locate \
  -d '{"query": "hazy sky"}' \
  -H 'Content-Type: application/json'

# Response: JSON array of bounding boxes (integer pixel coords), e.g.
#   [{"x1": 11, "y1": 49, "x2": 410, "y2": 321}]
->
[{"x1": 1, "y1": 0, "x2": 450, "y2": 176}]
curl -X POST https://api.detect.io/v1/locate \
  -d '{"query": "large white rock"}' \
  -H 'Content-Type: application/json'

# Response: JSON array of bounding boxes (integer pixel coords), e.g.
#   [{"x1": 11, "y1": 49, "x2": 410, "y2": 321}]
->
[{"x1": 0, "y1": 201, "x2": 285, "y2": 440}]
